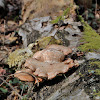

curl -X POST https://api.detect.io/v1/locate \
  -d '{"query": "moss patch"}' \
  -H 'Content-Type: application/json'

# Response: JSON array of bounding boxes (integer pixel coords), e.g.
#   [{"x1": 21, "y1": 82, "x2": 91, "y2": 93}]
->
[
  {"x1": 8, "y1": 48, "x2": 33, "y2": 69},
  {"x1": 36, "y1": 36, "x2": 63, "y2": 49},
  {"x1": 88, "y1": 60, "x2": 100, "y2": 75},
  {"x1": 50, "y1": 7, "x2": 70, "y2": 24},
  {"x1": 94, "y1": 69, "x2": 100, "y2": 75},
  {"x1": 93, "y1": 91, "x2": 100, "y2": 96},
  {"x1": 90, "y1": 61, "x2": 100, "y2": 68},
  {"x1": 78, "y1": 16, "x2": 100, "y2": 52}
]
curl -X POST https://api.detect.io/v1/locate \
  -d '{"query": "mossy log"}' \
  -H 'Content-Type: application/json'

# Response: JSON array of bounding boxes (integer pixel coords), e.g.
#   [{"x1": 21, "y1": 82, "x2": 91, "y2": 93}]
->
[{"x1": 78, "y1": 16, "x2": 100, "y2": 52}]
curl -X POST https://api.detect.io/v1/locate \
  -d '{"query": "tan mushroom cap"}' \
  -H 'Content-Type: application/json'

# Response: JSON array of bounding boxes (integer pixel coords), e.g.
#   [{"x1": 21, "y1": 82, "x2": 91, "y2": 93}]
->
[
  {"x1": 24, "y1": 58, "x2": 78, "y2": 80},
  {"x1": 33, "y1": 48, "x2": 65, "y2": 63},
  {"x1": 14, "y1": 44, "x2": 79, "y2": 83},
  {"x1": 14, "y1": 69, "x2": 35, "y2": 81},
  {"x1": 46, "y1": 44, "x2": 72, "y2": 55}
]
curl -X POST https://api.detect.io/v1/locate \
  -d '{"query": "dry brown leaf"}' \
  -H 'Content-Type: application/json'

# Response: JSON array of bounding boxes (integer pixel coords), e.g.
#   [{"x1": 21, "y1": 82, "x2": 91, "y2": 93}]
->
[{"x1": 0, "y1": 67, "x2": 6, "y2": 76}]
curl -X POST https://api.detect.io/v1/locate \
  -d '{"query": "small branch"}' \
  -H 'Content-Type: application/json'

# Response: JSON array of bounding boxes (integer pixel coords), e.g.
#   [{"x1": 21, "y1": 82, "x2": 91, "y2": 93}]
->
[
  {"x1": 21, "y1": 84, "x2": 25, "y2": 96},
  {"x1": 3, "y1": 20, "x2": 6, "y2": 47},
  {"x1": 27, "y1": 83, "x2": 35, "y2": 96},
  {"x1": 0, "y1": 75, "x2": 11, "y2": 87},
  {"x1": 95, "y1": 0, "x2": 97, "y2": 15},
  {"x1": 0, "y1": 81, "x2": 4, "y2": 87},
  {"x1": 0, "y1": 77, "x2": 23, "y2": 99}
]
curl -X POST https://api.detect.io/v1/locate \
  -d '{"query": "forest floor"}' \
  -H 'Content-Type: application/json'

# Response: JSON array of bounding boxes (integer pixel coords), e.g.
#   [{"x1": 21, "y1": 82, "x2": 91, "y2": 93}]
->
[{"x1": 0, "y1": 0, "x2": 100, "y2": 100}]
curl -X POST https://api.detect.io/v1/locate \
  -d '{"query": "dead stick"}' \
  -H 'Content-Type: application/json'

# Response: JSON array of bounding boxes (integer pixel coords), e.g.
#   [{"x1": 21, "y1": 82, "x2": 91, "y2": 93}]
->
[
  {"x1": 0, "y1": 77, "x2": 23, "y2": 99},
  {"x1": 0, "y1": 74, "x2": 14, "y2": 86},
  {"x1": 21, "y1": 84, "x2": 25, "y2": 96},
  {"x1": 95, "y1": 0, "x2": 97, "y2": 15},
  {"x1": 3, "y1": 20, "x2": 6, "y2": 47}
]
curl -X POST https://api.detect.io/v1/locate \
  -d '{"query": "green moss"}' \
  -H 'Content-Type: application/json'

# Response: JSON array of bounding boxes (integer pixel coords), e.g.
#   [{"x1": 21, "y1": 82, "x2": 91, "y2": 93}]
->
[
  {"x1": 79, "y1": 72, "x2": 84, "y2": 77},
  {"x1": 90, "y1": 61, "x2": 100, "y2": 68},
  {"x1": 63, "y1": 7, "x2": 70, "y2": 16},
  {"x1": 94, "y1": 69, "x2": 100, "y2": 75},
  {"x1": 8, "y1": 48, "x2": 33, "y2": 69},
  {"x1": 50, "y1": 16, "x2": 64, "y2": 24},
  {"x1": 78, "y1": 16, "x2": 100, "y2": 52},
  {"x1": 88, "y1": 69, "x2": 100, "y2": 75},
  {"x1": 50, "y1": 7, "x2": 70, "y2": 24},
  {"x1": 88, "y1": 61, "x2": 100, "y2": 75},
  {"x1": 93, "y1": 91, "x2": 100, "y2": 96},
  {"x1": 36, "y1": 36, "x2": 63, "y2": 49},
  {"x1": 7, "y1": 43, "x2": 38, "y2": 69}
]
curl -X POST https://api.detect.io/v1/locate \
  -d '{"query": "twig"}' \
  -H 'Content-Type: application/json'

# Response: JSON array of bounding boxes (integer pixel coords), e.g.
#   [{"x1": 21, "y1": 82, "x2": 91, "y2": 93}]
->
[
  {"x1": 27, "y1": 83, "x2": 35, "y2": 96},
  {"x1": 3, "y1": 20, "x2": 6, "y2": 47},
  {"x1": 0, "y1": 75, "x2": 12, "y2": 87},
  {"x1": 21, "y1": 84, "x2": 25, "y2": 96},
  {"x1": 0, "y1": 81, "x2": 4, "y2": 87},
  {"x1": 95, "y1": 0, "x2": 97, "y2": 15},
  {"x1": 64, "y1": 74, "x2": 67, "y2": 79},
  {"x1": 0, "y1": 77, "x2": 23, "y2": 99}
]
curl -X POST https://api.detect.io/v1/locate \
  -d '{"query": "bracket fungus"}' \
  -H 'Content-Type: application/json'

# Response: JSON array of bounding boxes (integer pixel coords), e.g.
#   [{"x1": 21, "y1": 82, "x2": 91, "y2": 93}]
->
[
  {"x1": 7, "y1": 37, "x2": 62, "y2": 69},
  {"x1": 14, "y1": 69, "x2": 34, "y2": 81},
  {"x1": 14, "y1": 44, "x2": 79, "y2": 83}
]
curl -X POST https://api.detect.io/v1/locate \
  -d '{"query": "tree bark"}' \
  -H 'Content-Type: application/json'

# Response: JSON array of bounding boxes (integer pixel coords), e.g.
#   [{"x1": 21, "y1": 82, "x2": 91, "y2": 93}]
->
[{"x1": 74, "y1": 0, "x2": 92, "y2": 9}]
